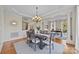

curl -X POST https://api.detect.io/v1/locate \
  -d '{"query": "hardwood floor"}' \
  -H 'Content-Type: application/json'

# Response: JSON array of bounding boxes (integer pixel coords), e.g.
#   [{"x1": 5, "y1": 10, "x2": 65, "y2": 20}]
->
[
  {"x1": 1, "y1": 38, "x2": 26, "y2": 54},
  {"x1": 64, "y1": 43, "x2": 75, "y2": 54},
  {"x1": 1, "y1": 41, "x2": 16, "y2": 54},
  {"x1": 0, "y1": 38, "x2": 75, "y2": 54}
]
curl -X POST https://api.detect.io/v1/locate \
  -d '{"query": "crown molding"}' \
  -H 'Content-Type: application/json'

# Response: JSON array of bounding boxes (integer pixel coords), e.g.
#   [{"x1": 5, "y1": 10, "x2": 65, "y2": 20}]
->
[
  {"x1": 4, "y1": 5, "x2": 75, "y2": 20},
  {"x1": 42, "y1": 6, "x2": 75, "y2": 18},
  {"x1": 4, "y1": 6, "x2": 32, "y2": 19}
]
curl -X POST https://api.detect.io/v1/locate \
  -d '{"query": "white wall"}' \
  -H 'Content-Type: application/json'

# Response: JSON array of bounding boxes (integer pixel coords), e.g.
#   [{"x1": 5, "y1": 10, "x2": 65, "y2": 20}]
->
[
  {"x1": 0, "y1": 6, "x2": 4, "y2": 43},
  {"x1": 0, "y1": 6, "x2": 5, "y2": 52},
  {"x1": 76, "y1": 6, "x2": 79, "y2": 50},
  {"x1": 0, "y1": 6, "x2": 23, "y2": 43},
  {"x1": 4, "y1": 7, "x2": 23, "y2": 41},
  {"x1": 0, "y1": 6, "x2": 2, "y2": 43},
  {"x1": 6, "y1": 7, "x2": 22, "y2": 40}
]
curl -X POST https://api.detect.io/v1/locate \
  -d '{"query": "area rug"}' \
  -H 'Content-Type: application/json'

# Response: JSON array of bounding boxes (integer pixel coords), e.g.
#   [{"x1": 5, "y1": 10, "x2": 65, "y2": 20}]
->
[{"x1": 14, "y1": 41, "x2": 50, "y2": 54}]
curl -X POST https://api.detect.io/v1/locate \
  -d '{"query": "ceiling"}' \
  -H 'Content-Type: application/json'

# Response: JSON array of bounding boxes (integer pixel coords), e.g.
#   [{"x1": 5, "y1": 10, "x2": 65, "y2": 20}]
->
[{"x1": 5, "y1": 5, "x2": 75, "y2": 20}]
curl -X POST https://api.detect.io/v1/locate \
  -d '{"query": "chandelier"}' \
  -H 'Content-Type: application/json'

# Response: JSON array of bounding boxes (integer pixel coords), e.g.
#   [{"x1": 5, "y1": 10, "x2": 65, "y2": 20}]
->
[{"x1": 32, "y1": 6, "x2": 42, "y2": 23}]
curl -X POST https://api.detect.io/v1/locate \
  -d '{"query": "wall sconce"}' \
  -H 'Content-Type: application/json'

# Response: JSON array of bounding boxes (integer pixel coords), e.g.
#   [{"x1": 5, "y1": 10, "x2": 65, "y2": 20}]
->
[
  {"x1": 12, "y1": 22, "x2": 17, "y2": 25},
  {"x1": 11, "y1": 21, "x2": 17, "y2": 26}
]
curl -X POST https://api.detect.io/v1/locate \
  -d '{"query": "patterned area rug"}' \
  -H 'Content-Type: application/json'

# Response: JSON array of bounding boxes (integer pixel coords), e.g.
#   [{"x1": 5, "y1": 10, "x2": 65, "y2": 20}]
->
[
  {"x1": 14, "y1": 40, "x2": 65, "y2": 54},
  {"x1": 14, "y1": 41, "x2": 50, "y2": 54}
]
